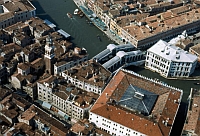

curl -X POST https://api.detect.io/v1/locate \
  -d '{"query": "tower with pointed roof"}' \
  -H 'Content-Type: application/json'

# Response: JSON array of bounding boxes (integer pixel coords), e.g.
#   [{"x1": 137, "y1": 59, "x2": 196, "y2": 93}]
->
[{"x1": 44, "y1": 35, "x2": 55, "y2": 75}]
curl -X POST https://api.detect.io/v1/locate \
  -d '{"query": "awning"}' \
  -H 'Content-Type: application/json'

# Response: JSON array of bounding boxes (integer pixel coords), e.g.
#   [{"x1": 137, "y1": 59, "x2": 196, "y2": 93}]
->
[
  {"x1": 57, "y1": 29, "x2": 71, "y2": 39},
  {"x1": 58, "y1": 110, "x2": 65, "y2": 117},
  {"x1": 42, "y1": 102, "x2": 51, "y2": 109},
  {"x1": 64, "y1": 115, "x2": 69, "y2": 120},
  {"x1": 44, "y1": 19, "x2": 56, "y2": 28}
]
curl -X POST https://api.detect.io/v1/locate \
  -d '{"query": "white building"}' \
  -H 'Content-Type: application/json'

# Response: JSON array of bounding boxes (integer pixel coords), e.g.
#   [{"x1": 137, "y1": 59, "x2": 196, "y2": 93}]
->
[
  {"x1": 145, "y1": 40, "x2": 197, "y2": 78},
  {"x1": 52, "y1": 85, "x2": 99, "y2": 120},
  {"x1": 37, "y1": 75, "x2": 57, "y2": 103},
  {"x1": 37, "y1": 74, "x2": 99, "y2": 121}
]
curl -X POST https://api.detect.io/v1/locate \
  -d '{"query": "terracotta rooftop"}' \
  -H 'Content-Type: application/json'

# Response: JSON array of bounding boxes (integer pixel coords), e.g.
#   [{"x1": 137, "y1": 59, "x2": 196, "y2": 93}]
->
[
  {"x1": 169, "y1": 5, "x2": 192, "y2": 15},
  {"x1": 30, "y1": 58, "x2": 44, "y2": 69},
  {"x1": 18, "y1": 62, "x2": 30, "y2": 71},
  {"x1": 63, "y1": 59, "x2": 111, "y2": 88},
  {"x1": 109, "y1": 9, "x2": 120, "y2": 18},
  {"x1": 71, "y1": 119, "x2": 94, "y2": 135},
  {"x1": 3, "y1": 0, "x2": 35, "y2": 13},
  {"x1": 20, "y1": 105, "x2": 36, "y2": 122},
  {"x1": 28, "y1": 105, "x2": 70, "y2": 135},
  {"x1": 160, "y1": 11, "x2": 173, "y2": 20},
  {"x1": 143, "y1": 0, "x2": 157, "y2": 5},
  {"x1": 12, "y1": 122, "x2": 34, "y2": 136},
  {"x1": 183, "y1": 88, "x2": 200, "y2": 136},
  {"x1": 94, "y1": 128, "x2": 111, "y2": 136},
  {"x1": 115, "y1": 15, "x2": 135, "y2": 27},
  {"x1": 1, "y1": 108, "x2": 18, "y2": 119},
  {"x1": 28, "y1": 17, "x2": 52, "y2": 32},
  {"x1": 36, "y1": 32, "x2": 64, "y2": 43},
  {"x1": 190, "y1": 43, "x2": 200, "y2": 54},
  {"x1": 0, "y1": 87, "x2": 12, "y2": 101},
  {"x1": 54, "y1": 83, "x2": 99, "y2": 108},
  {"x1": 11, "y1": 73, "x2": 25, "y2": 82},
  {"x1": 53, "y1": 83, "x2": 72, "y2": 100},
  {"x1": 1, "y1": 43, "x2": 22, "y2": 54},
  {"x1": 38, "y1": 75, "x2": 57, "y2": 85},
  {"x1": 123, "y1": 7, "x2": 200, "y2": 41},
  {"x1": 0, "y1": 12, "x2": 14, "y2": 22},
  {"x1": 12, "y1": 93, "x2": 31, "y2": 109},
  {"x1": 4, "y1": 22, "x2": 24, "y2": 32},
  {"x1": 90, "y1": 69, "x2": 182, "y2": 136}
]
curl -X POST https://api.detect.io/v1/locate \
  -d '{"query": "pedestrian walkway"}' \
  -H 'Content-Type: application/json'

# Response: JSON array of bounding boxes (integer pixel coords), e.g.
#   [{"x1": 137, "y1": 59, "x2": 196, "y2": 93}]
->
[{"x1": 74, "y1": 0, "x2": 124, "y2": 45}]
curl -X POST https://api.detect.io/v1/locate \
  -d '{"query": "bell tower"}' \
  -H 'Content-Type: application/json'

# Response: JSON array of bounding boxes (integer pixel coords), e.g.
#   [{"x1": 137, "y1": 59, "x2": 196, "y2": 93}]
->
[{"x1": 44, "y1": 35, "x2": 55, "y2": 75}]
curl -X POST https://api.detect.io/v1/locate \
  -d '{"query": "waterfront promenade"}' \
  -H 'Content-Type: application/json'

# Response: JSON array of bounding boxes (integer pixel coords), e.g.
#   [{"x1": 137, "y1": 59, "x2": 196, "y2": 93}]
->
[{"x1": 73, "y1": 0, "x2": 124, "y2": 45}]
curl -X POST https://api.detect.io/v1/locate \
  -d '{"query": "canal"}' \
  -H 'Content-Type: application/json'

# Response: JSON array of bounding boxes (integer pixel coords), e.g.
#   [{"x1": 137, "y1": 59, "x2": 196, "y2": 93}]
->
[
  {"x1": 31, "y1": 0, "x2": 200, "y2": 135},
  {"x1": 31, "y1": 0, "x2": 114, "y2": 58},
  {"x1": 31, "y1": 0, "x2": 200, "y2": 102}
]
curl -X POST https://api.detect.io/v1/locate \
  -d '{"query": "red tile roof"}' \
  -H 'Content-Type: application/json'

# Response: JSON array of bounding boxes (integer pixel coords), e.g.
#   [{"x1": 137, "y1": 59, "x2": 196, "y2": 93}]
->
[
  {"x1": 90, "y1": 69, "x2": 182, "y2": 136},
  {"x1": 183, "y1": 89, "x2": 200, "y2": 136}
]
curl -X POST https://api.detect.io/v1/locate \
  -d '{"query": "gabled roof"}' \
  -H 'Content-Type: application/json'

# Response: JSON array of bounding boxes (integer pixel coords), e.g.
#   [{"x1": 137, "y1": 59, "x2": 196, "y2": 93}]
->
[{"x1": 90, "y1": 69, "x2": 182, "y2": 136}]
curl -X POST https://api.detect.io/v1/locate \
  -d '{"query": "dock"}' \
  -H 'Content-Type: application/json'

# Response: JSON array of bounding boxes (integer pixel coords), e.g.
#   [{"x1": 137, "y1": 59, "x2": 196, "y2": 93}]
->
[{"x1": 73, "y1": 0, "x2": 124, "y2": 45}]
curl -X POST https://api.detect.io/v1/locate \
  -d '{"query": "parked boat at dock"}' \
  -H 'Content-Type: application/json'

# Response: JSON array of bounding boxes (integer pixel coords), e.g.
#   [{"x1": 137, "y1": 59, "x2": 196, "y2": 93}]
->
[
  {"x1": 79, "y1": 12, "x2": 84, "y2": 17},
  {"x1": 74, "y1": 9, "x2": 79, "y2": 15},
  {"x1": 73, "y1": 8, "x2": 84, "y2": 18}
]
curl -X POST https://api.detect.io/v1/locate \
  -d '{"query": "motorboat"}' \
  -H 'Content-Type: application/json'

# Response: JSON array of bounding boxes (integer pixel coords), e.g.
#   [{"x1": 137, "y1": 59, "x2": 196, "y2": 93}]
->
[
  {"x1": 194, "y1": 82, "x2": 200, "y2": 85},
  {"x1": 74, "y1": 9, "x2": 79, "y2": 15},
  {"x1": 67, "y1": 13, "x2": 73, "y2": 18},
  {"x1": 79, "y1": 12, "x2": 84, "y2": 17},
  {"x1": 97, "y1": 34, "x2": 101, "y2": 41}
]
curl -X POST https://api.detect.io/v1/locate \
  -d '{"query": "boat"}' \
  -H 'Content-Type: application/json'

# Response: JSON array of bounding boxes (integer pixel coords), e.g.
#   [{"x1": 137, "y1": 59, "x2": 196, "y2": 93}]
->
[
  {"x1": 194, "y1": 82, "x2": 200, "y2": 85},
  {"x1": 97, "y1": 34, "x2": 101, "y2": 41},
  {"x1": 79, "y1": 12, "x2": 84, "y2": 18},
  {"x1": 74, "y1": 9, "x2": 79, "y2": 15},
  {"x1": 67, "y1": 13, "x2": 73, "y2": 18}
]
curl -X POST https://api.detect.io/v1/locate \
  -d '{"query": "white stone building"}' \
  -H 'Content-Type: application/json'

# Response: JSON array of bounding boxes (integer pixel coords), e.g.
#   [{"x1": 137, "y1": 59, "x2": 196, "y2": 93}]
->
[
  {"x1": 52, "y1": 85, "x2": 99, "y2": 120},
  {"x1": 145, "y1": 40, "x2": 197, "y2": 78},
  {"x1": 37, "y1": 74, "x2": 99, "y2": 121},
  {"x1": 37, "y1": 75, "x2": 57, "y2": 103}
]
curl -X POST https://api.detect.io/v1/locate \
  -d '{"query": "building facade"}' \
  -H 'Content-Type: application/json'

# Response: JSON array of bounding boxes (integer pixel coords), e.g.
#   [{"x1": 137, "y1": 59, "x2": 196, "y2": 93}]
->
[
  {"x1": 0, "y1": 0, "x2": 36, "y2": 29},
  {"x1": 89, "y1": 69, "x2": 183, "y2": 136},
  {"x1": 145, "y1": 40, "x2": 197, "y2": 78},
  {"x1": 182, "y1": 88, "x2": 200, "y2": 136},
  {"x1": 61, "y1": 60, "x2": 111, "y2": 95},
  {"x1": 37, "y1": 75, "x2": 57, "y2": 103}
]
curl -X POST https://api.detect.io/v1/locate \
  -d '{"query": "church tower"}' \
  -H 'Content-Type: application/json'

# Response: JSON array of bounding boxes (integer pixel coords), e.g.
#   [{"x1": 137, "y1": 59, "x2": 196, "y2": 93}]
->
[{"x1": 44, "y1": 35, "x2": 55, "y2": 75}]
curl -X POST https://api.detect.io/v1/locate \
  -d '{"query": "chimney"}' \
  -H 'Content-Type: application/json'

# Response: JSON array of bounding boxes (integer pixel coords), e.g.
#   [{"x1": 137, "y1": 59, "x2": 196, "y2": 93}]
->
[
  {"x1": 85, "y1": 72, "x2": 89, "y2": 78},
  {"x1": 106, "y1": 93, "x2": 108, "y2": 98}
]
